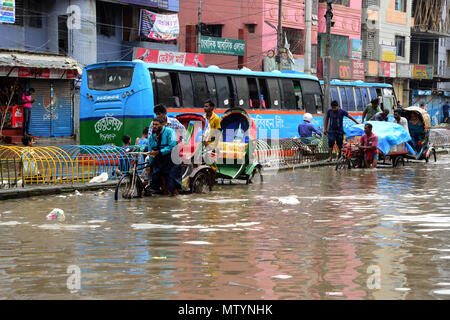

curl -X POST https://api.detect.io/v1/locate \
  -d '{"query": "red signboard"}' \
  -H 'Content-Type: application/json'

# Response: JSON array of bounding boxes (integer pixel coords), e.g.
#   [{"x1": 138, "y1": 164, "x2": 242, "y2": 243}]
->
[
  {"x1": 134, "y1": 48, "x2": 205, "y2": 67},
  {"x1": 352, "y1": 59, "x2": 365, "y2": 81},
  {"x1": 18, "y1": 68, "x2": 34, "y2": 78}
]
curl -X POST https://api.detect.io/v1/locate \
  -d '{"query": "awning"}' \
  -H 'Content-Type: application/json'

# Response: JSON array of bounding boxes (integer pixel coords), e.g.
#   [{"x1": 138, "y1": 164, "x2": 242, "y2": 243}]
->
[{"x1": 0, "y1": 51, "x2": 82, "y2": 79}]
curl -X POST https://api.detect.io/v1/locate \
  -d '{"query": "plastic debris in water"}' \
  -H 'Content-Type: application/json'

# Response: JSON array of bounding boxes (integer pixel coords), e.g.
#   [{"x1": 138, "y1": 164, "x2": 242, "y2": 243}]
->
[
  {"x1": 74, "y1": 190, "x2": 82, "y2": 196},
  {"x1": 89, "y1": 172, "x2": 109, "y2": 183},
  {"x1": 46, "y1": 208, "x2": 65, "y2": 221},
  {"x1": 277, "y1": 196, "x2": 300, "y2": 205},
  {"x1": 272, "y1": 275, "x2": 292, "y2": 279}
]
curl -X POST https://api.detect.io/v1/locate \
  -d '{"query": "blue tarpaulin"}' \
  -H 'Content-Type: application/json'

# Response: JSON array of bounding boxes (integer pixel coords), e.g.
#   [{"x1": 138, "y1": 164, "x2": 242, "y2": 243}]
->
[{"x1": 344, "y1": 121, "x2": 415, "y2": 155}]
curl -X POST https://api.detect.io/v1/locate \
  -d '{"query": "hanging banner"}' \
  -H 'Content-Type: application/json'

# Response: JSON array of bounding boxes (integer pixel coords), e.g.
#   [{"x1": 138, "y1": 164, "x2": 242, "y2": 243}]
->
[
  {"x1": 380, "y1": 62, "x2": 397, "y2": 77},
  {"x1": 350, "y1": 39, "x2": 362, "y2": 60},
  {"x1": 200, "y1": 36, "x2": 246, "y2": 56},
  {"x1": 413, "y1": 65, "x2": 434, "y2": 79},
  {"x1": 140, "y1": 9, "x2": 179, "y2": 41},
  {"x1": 0, "y1": 0, "x2": 15, "y2": 24},
  {"x1": 352, "y1": 59, "x2": 365, "y2": 80},
  {"x1": 381, "y1": 45, "x2": 397, "y2": 62},
  {"x1": 134, "y1": 48, "x2": 205, "y2": 67},
  {"x1": 397, "y1": 64, "x2": 412, "y2": 78}
]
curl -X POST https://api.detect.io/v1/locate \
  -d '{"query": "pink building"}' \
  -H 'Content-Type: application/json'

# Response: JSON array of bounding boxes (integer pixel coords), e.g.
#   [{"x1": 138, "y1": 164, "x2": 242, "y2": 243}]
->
[{"x1": 179, "y1": 0, "x2": 362, "y2": 76}]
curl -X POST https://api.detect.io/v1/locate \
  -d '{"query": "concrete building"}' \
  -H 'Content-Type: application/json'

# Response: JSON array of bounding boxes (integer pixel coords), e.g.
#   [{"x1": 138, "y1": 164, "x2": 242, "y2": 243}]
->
[{"x1": 361, "y1": 0, "x2": 413, "y2": 106}]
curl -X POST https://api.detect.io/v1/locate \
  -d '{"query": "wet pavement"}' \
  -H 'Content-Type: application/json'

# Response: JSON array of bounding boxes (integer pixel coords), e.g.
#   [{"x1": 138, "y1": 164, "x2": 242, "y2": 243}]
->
[{"x1": 0, "y1": 154, "x2": 449, "y2": 299}]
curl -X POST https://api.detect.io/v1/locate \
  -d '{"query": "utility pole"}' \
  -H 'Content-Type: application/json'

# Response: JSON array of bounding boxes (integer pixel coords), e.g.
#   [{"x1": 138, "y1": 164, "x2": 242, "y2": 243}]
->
[
  {"x1": 197, "y1": 0, "x2": 202, "y2": 54},
  {"x1": 304, "y1": 0, "x2": 312, "y2": 74},
  {"x1": 277, "y1": 0, "x2": 283, "y2": 70},
  {"x1": 323, "y1": 0, "x2": 333, "y2": 112}
]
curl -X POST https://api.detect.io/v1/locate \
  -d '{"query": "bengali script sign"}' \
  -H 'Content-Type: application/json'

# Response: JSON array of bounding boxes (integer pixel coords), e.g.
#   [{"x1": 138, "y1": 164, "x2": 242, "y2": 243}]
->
[
  {"x1": 352, "y1": 59, "x2": 365, "y2": 80},
  {"x1": 381, "y1": 45, "x2": 397, "y2": 62},
  {"x1": 0, "y1": 0, "x2": 15, "y2": 23},
  {"x1": 413, "y1": 65, "x2": 433, "y2": 80},
  {"x1": 134, "y1": 48, "x2": 205, "y2": 67},
  {"x1": 397, "y1": 64, "x2": 412, "y2": 78},
  {"x1": 200, "y1": 36, "x2": 246, "y2": 56},
  {"x1": 140, "y1": 9, "x2": 179, "y2": 41}
]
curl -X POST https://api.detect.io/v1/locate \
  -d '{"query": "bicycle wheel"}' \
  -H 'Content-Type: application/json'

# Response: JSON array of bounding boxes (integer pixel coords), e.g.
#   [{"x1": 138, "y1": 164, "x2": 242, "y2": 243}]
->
[
  {"x1": 114, "y1": 173, "x2": 142, "y2": 200},
  {"x1": 335, "y1": 156, "x2": 350, "y2": 171}
]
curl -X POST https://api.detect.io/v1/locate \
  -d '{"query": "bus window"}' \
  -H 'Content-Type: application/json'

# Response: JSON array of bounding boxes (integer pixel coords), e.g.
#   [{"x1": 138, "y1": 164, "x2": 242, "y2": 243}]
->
[
  {"x1": 355, "y1": 88, "x2": 364, "y2": 111},
  {"x1": 360, "y1": 87, "x2": 370, "y2": 108},
  {"x1": 258, "y1": 78, "x2": 270, "y2": 108},
  {"x1": 293, "y1": 80, "x2": 303, "y2": 110},
  {"x1": 300, "y1": 80, "x2": 322, "y2": 113},
  {"x1": 345, "y1": 87, "x2": 356, "y2": 111},
  {"x1": 234, "y1": 76, "x2": 250, "y2": 108},
  {"x1": 87, "y1": 66, "x2": 134, "y2": 91},
  {"x1": 281, "y1": 79, "x2": 296, "y2": 109},
  {"x1": 192, "y1": 73, "x2": 209, "y2": 107},
  {"x1": 376, "y1": 88, "x2": 382, "y2": 98},
  {"x1": 368, "y1": 88, "x2": 377, "y2": 101},
  {"x1": 154, "y1": 71, "x2": 180, "y2": 107},
  {"x1": 178, "y1": 73, "x2": 194, "y2": 108},
  {"x1": 331, "y1": 86, "x2": 340, "y2": 105},
  {"x1": 267, "y1": 78, "x2": 281, "y2": 109},
  {"x1": 383, "y1": 97, "x2": 394, "y2": 113},
  {"x1": 205, "y1": 74, "x2": 218, "y2": 106},
  {"x1": 247, "y1": 77, "x2": 260, "y2": 108},
  {"x1": 339, "y1": 87, "x2": 349, "y2": 111},
  {"x1": 214, "y1": 75, "x2": 231, "y2": 108}
]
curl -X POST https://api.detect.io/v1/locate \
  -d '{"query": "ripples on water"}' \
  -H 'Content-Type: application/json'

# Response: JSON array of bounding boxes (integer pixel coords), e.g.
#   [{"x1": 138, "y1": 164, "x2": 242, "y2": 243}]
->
[{"x1": 0, "y1": 154, "x2": 449, "y2": 299}]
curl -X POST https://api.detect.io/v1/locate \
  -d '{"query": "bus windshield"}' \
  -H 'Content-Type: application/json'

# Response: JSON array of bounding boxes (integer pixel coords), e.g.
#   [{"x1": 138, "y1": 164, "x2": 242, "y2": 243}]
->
[{"x1": 87, "y1": 66, "x2": 134, "y2": 91}]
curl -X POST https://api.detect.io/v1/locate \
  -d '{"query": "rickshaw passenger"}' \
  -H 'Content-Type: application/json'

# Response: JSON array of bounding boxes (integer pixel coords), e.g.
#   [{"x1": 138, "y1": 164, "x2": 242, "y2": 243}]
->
[
  {"x1": 408, "y1": 112, "x2": 425, "y2": 151},
  {"x1": 148, "y1": 117, "x2": 181, "y2": 196},
  {"x1": 359, "y1": 123, "x2": 379, "y2": 169}
]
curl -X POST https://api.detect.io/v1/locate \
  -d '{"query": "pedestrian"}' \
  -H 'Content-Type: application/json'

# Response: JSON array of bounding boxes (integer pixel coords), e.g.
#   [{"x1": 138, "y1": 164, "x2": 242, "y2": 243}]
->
[
  {"x1": 298, "y1": 113, "x2": 322, "y2": 138},
  {"x1": 323, "y1": 100, "x2": 359, "y2": 162},
  {"x1": 442, "y1": 101, "x2": 449, "y2": 124},
  {"x1": 393, "y1": 109, "x2": 409, "y2": 135},
  {"x1": 135, "y1": 126, "x2": 149, "y2": 150},
  {"x1": 358, "y1": 123, "x2": 379, "y2": 169},
  {"x1": 362, "y1": 98, "x2": 381, "y2": 123},
  {"x1": 148, "y1": 117, "x2": 181, "y2": 196},
  {"x1": 420, "y1": 103, "x2": 425, "y2": 110},
  {"x1": 149, "y1": 104, "x2": 186, "y2": 142},
  {"x1": 370, "y1": 109, "x2": 390, "y2": 122},
  {"x1": 20, "y1": 135, "x2": 39, "y2": 178},
  {"x1": 21, "y1": 88, "x2": 35, "y2": 136},
  {"x1": 396, "y1": 100, "x2": 404, "y2": 110}
]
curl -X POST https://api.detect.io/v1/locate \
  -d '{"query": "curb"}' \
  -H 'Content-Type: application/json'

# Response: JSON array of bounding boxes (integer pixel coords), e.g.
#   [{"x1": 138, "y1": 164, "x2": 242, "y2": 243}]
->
[{"x1": 0, "y1": 181, "x2": 117, "y2": 201}]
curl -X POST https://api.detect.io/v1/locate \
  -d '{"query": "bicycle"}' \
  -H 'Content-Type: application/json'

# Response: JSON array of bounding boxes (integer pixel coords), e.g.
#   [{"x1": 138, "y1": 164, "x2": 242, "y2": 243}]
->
[{"x1": 114, "y1": 152, "x2": 151, "y2": 200}]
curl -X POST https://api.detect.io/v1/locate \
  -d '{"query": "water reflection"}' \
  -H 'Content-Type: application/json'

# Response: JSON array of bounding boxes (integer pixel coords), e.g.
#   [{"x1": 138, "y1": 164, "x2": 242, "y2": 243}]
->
[{"x1": 0, "y1": 154, "x2": 449, "y2": 299}]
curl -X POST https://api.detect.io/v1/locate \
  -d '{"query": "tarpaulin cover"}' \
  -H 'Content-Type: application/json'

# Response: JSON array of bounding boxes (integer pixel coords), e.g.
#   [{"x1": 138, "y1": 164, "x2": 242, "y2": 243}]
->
[{"x1": 344, "y1": 121, "x2": 415, "y2": 155}]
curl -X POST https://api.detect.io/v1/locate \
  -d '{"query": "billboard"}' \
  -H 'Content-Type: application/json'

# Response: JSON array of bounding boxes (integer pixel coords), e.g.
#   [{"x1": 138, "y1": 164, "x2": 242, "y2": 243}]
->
[
  {"x1": 134, "y1": 48, "x2": 205, "y2": 67},
  {"x1": 381, "y1": 45, "x2": 397, "y2": 62},
  {"x1": 397, "y1": 64, "x2": 412, "y2": 78},
  {"x1": 0, "y1": 0, "x2": 15, "y2": 23},
  {"x1": 140, "y1": 9, "x2": 179, "y2": 41},
  {"x1": 350, "y1": 39, "x2": 362, "y2": 60},
  {"x1": 413, "y1": 65, "x2": 434, "y2": 79},
  {"x1": 380, "y1": 62, "x2": 397, "y2": 77}
]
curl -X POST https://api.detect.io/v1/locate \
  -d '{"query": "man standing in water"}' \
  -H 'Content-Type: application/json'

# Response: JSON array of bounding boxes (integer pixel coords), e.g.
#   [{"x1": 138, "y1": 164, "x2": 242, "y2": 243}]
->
[
  {"x1": 323, "y1": 100, "x2": 359, "y2": 162},
  {"x1": 359, "y1": 123, "x2": 379, "y2": 169}
]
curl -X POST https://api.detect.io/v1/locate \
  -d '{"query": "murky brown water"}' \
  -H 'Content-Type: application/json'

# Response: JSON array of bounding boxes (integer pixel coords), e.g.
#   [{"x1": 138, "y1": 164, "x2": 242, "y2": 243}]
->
[{"x1": 1, "y1": 154, "x2": 450, "y2": 300}]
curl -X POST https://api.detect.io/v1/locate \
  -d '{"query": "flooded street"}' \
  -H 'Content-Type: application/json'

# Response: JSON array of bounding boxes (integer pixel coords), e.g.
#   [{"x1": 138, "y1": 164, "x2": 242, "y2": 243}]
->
[{"x1": 1, "y1": 154, "x2": 450, "y2": 300}]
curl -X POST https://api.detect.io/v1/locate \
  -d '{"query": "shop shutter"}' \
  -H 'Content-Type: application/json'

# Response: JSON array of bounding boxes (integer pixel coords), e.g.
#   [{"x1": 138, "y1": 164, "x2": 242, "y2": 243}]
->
[
  {"x1": 29, "y1": 80, "x2": 52, "y2": 137},
  {"x1": 52, "y1": 80, "x2": 73, "y2": 137}
]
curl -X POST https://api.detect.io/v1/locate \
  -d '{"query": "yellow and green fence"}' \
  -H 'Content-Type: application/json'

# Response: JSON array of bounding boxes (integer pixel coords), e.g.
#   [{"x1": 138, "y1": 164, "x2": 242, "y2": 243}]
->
[{"x1": 0, "y1": 145, "x2": 135, "y2": 189}]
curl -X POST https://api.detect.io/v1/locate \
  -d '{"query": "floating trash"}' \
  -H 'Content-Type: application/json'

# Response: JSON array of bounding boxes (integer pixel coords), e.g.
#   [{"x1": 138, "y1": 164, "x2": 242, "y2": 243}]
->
[
  {"x1": 46, "y1": 208, "x2": 65, "y2": 221},
  {"x1": 276, "y1": 196, "x2": 300, "y2": 205},
  {"x1": 89, "y1": 172, "x2": 109, "y2": 183},
  {"x1": 272, "y1": 274, "x2": 292, "y2": 279}
]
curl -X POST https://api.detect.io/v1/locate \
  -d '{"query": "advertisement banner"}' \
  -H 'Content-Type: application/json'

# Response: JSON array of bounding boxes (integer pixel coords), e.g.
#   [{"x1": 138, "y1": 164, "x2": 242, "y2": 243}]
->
[
  {"x1": 352, "y1": 59, "x2": 365, "y2": 80},
  {"x1": 413, "y1": 65, "x2": 434, "y2": 79},
  {"x1": 331, "y1": 59, "x2": 352, "y2": 80},
  {"x1": 134, "y1": 48, "x2": 205, "y2": 67},
  {"x1": 0, "y1": 0, "x2": 15, "y2": 24},
  {"x1": 381, "y1": 45, "x2": 397, "y2": 62},
  {"x1": 350, "y1": 39, "x2": 362, "y2": 60},
  {"x1": 140, "y1": 9, "x2": 179, "y2": 41},
  {"x1": 200, "y1": 36, "x2": 246, "y2": 56},
  {"x1": 380, "y1": 62, "x2": 397, "y2": 77},
  {"x1": 397, "y1": 64, "x2": 412, "y2": 78},
  {"x1": 367, "y1": 60, "x2": 379, "y2": 76}
]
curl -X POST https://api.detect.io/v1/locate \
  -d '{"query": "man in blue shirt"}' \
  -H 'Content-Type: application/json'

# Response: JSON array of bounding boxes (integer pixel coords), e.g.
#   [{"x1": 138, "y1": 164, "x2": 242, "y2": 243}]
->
[
  {"x1": 323, "y1": 100, "x2": 359, "y2": 162},
  {"x1": 443, "y1": 101, "x2": 449, "y2": 124},
  {"x1": 298, "y1": 113, "x2": 322, "y2": 138},
  {"x1": 148, "y1": 117, "x2": 181, "y2": 196}
]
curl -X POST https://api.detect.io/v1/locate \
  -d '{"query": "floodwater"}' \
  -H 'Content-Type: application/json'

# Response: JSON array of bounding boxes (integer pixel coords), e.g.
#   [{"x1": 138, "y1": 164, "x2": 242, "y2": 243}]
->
[{"x1": 1, "y1": 154, "x2": 450, "y2": 300}]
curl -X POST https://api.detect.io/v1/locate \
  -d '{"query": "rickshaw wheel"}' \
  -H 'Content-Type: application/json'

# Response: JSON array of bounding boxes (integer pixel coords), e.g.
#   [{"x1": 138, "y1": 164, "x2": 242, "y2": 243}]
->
[
  {"x1": 432, "y1": 148, "x2": 437, "y2": 162},
  {"x1": 248, "y1": 166, "x2": 263, "y2": 184},
  {"x1": 393, "y1": 156, "x2": 403, "y2": 168},
  {"x1": 335, "y1": 156, "x2": 350, "y2": 171},
  {"x1": 191, "y1": 171, "x2": 210, "y2": 193}
]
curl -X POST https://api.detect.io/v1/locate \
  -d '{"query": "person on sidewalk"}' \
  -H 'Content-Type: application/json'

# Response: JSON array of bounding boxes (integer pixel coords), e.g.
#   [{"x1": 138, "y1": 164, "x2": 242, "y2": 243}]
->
[
  {"x1": 21, "y1": 88, "x2": 35, "y2": 136},
  {"x1": 362, "y1": 98, "x2": 381, "y2": 123},
  {"x1": 323, "y1": 100, "x2": 359, "y2": 162},
  {"x1": 359, "y1": 123, "x2": 379, "y2": 169}
]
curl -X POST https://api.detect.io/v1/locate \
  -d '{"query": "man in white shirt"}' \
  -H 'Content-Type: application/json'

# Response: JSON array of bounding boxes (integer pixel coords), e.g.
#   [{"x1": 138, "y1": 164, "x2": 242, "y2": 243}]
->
[
  {"x1": 149, "y1": 104, "x2": 186, "y2": 142},
  {"x1": 393, "y1": 109, "x2": 409, "y2": 135}
]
